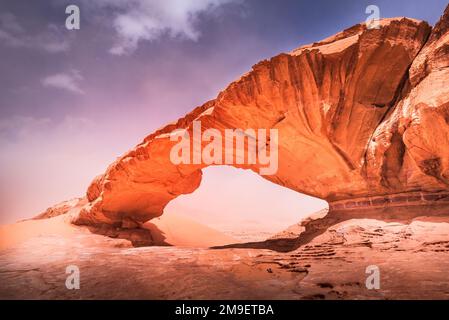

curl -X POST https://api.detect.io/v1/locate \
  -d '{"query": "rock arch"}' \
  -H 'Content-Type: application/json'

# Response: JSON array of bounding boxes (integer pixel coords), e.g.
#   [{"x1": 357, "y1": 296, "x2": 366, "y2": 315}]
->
[{"x1": 73, "y1": 11, "x2": 449, "y2": 228}]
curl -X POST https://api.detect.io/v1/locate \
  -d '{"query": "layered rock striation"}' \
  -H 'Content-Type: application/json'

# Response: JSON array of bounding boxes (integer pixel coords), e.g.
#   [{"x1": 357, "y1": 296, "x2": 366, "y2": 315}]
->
[{"x1": 74, "y1": 6, "x2": 449, "y2": 227}]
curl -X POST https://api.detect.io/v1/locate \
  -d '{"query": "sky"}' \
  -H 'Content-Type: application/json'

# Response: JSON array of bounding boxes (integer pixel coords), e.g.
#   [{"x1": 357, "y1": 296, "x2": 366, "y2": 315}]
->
[{"x1": 0, "y1": 0, "x2": 448, "y2": 229}]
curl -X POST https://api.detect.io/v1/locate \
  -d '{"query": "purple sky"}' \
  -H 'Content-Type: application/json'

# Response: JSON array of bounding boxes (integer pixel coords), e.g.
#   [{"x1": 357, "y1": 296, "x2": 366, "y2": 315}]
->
[{"x1": 0, "y1": 0, "x2": 448, "y2": 228}]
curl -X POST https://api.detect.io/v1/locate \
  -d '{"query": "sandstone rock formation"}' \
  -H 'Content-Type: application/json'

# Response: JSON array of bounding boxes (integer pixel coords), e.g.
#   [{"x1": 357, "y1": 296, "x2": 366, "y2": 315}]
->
[
  {"x1": 73, "y1": 6, "x2": 449, "y2": 228},
  {"x1": 33, "y1": 198, "x2": 86, "y2": 220}
]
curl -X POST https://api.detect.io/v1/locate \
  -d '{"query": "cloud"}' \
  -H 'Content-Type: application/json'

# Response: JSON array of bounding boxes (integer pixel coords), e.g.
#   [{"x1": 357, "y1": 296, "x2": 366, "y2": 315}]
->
[
  {"x1": 0, "y1": 116, "x2": 51, "y2": 141},
  {"x1": 0, "y1": 115, "x2": 94, "y2": 146},
  {"x1": 37, "y1": 24, "x2": 71, "y2": 53},
  {"x1": 0, "y1": 12, "x2": 24, "y2": 34},
  {"x1": 0, "y1": 13, "x2": 70, "y2": 53},
  {"x1": 89, "y1": 0, "x2": 239, "y2": 55},
  {"x1": 41, "y1": 70, "x2": 84, "y2": 95},
  {"x1": 0, "y1": 13, "x2": 26, "y2": 47}
]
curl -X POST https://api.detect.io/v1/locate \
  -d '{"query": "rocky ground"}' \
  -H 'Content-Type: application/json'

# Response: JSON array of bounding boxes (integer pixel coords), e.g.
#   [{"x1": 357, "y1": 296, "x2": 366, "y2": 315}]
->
[{"x1": 1, "y1": 213, "x2": 449, "y2": 300}]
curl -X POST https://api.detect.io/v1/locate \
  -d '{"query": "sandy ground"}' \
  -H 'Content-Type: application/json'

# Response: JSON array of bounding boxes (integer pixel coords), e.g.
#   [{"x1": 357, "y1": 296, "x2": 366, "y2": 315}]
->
[
  {"x1": 1, "y1": 214, "x2": 449, "y2": 299},
  {"x1": 144, "y1": 213, "x2": 238, "y2": 247},
  {"x1": 0, "y1": 212, "x2": 237, "y2": 251}
]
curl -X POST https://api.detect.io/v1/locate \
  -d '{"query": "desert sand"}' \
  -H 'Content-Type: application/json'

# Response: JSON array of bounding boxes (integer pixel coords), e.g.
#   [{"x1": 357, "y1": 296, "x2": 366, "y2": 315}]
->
[
  {"x1": 0, "y1": 211, "x2": 237, "y2": 251},
  {"x1": 1, "y1": 210, "x2": 449, "y2": 299}
]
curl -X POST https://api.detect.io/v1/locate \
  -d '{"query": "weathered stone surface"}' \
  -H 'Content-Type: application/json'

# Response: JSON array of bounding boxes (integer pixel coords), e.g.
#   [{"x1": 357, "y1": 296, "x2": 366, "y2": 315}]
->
[
  {"x1": 33, "y1": 198, "x2": 86, "y2": 220},
  {"x1": 365, "y1": 6, "x2": 449, "y2": 194},
  {"x1": 73, "y1": 7, "x2": 449, "y2": 227}
]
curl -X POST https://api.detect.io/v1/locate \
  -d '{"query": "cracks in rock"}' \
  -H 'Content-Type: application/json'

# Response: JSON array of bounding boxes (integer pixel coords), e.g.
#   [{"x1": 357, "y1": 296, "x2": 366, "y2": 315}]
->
[
  {"x1": 272, "y1": 113, "x2": 287, "y2": 127},
  {"x1": 330, "y1": 143, "x2": 356, "y2": 171},
  {"x1": 0, "y1": 268, "x2": 40, "y2": 274}
]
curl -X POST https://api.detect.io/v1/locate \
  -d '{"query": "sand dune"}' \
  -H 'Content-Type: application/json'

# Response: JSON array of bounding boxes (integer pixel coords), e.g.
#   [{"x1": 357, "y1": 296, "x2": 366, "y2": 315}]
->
[
  {"x1": 0, "y1": 212, "x2": 238, "y2": 251},
  {"x1": 0, "y1": 215, "x2": 77, "y2": 251},
  {"x1": 144, "y1": 213, "x2": 239, "y2": 247}
]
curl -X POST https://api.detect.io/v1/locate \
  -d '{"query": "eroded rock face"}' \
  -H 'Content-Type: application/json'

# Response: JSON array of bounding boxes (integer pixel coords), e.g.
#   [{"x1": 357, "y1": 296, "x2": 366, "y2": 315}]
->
[
  {"x1": 34, "y1": 198, "x2": 86, "y2": 220},
  {"x1": 366, "y1": 7, "x2": 449, "y2": 194},
  {"x1": 74, "y1": 7, "x2": 449, "y2": 227}
]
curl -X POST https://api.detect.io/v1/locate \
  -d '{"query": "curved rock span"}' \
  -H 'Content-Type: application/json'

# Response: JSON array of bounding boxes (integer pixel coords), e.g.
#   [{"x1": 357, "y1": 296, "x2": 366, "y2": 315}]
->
[{"x1": 74, "y1": 6, "x2": 449, "y2": 228}]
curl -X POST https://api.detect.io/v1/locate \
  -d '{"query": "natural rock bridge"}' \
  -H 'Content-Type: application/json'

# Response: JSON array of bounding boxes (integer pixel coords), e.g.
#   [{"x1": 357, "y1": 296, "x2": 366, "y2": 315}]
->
[{"x1": 73, "y1": 7, "x2": 449, "y2": 232}]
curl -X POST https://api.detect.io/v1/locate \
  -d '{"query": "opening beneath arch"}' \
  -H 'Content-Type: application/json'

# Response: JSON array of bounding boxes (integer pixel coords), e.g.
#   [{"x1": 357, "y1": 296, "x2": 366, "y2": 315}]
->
[{"x1": 162, "y1": 166, "x2": 328, "y2": 244}]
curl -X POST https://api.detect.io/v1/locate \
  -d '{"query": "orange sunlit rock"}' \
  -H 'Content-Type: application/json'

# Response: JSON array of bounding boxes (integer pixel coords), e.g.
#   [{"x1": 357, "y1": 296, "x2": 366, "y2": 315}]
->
[{"x1": 73, "y1": 9, "x2": 449, "y2": 227}]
